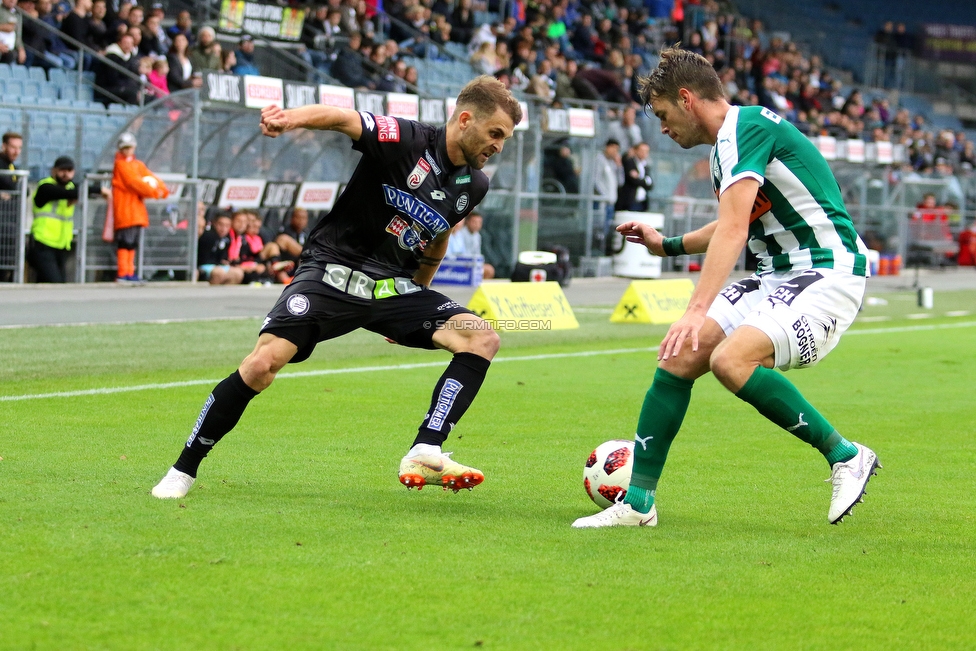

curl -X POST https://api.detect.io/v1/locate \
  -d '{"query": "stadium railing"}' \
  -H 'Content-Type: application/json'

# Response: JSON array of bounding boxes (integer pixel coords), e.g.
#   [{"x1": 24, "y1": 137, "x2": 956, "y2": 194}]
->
[{"x1": 0, "y1": 169, "x2": 31, "y2": 284}]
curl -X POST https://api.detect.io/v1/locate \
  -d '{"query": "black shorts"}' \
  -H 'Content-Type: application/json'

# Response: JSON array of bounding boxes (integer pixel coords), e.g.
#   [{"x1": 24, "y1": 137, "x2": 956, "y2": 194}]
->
[
  {"x1": 261, "y1": 264, "x2": 474, "y2": 363},
  {"x1": 114, "y1": 226, "x2": 141, "y2": 249}
]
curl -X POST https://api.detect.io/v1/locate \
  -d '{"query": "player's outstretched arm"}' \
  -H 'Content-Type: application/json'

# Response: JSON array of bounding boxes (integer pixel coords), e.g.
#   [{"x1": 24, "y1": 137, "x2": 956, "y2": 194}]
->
[
  {"x1": 616, "y1": 219, "x2": 718, "y2": 257},
  {"x1": 260, "y1": 105, "x2": 363, "y2": 141}
]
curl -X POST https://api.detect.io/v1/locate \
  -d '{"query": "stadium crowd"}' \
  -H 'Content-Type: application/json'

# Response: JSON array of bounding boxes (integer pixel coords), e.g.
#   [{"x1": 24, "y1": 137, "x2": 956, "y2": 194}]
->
[
  {"x1": 3, "y1": 0, "x2": 976, "y2": 283},
  {"x1": 3, "y1": 0, "x2": 973, "y2": 179}
]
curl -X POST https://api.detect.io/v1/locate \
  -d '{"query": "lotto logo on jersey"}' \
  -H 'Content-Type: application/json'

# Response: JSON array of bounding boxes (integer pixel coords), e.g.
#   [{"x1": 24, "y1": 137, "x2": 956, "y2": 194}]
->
[
  {"x1": 376, "y1": 115, "x2": 399, "y2": 142},
  {"x1": 386, "y1": 215, "x2": 423, "y2": 251},
  {"x1": 407, "y1": 158, "x2": 432, "y2": 189}
]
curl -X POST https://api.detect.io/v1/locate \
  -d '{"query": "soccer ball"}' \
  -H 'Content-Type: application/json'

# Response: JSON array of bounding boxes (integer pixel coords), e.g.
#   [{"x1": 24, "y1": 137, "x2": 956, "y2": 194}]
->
[
  {"x1": 143, "y1": 175, "x2": 159, "y2": 189},
  {"x1": 582, "y1": 439, "x2": 634, "y2": 508}
]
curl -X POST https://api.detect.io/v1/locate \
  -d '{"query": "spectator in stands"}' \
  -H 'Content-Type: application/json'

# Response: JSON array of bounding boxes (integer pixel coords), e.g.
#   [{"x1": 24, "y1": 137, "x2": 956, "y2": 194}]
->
[
  {"x1": 198, "y1": 212, "x2": 244, "y2": 284},
  {"x1": 573, "y1": 65, "x2": 629, "y2": 104},
  {"x1": 606, "y1": 104, "x2": 642, "y2": 152},
  {"x1": 449, "y1": 0, "x2": 475, "y2": 44},
  {"x1": 147, "y1": 57, "x2": 168, "y2": 95},
  {"x1": 547, "y1": 142, "x2": 579, "y2": 193},
  {"x1": 404, "y1": 64, "x2": 418, "y2": 91},
  {"x1": 125, "y1": 3, "x2": 141, "y2": 29},
  {"x1": 166, "y1": 32, "x2": 192, "y2": 90},
  {"x1": 96, "y1": 32, "x2": 141, "y2": 105},
  {"x1": 274, "y1": 206, "x2": 309, "y2": 266},
  {"x1": 616, "y1": 142, "x2": 653, "y2": 212},
  {"x1": 88, "y1": 0, "x2": 111, "y2": 51},
  {"x1": 594, "y1": 138, "x2": 621, "y2": 252},
  {"x1": 27, "y1": 156, "x2": 79, "y2": 283},
  {"x1": 0, "y1": 0, "x2": 25, "y2": 65},
  {"x1": 452, "y1": 210, "x2": 494, "y2": 279},
  {"x1": 233, "y1": 34, "x2": 260, "y2": 76},
  {"x1": 112, "y1": 132, "x2": 168, "y2": 283},
  {"x1": 470, "y1": 40, "x2": 499, "y2": 75},
  {"x1": 17, "y1": 0, "x2": 50, "y2": 69},
  {"x1": 61, "y1": 0, "x2": 94, "y2": 58},
  {"x1": 0, "y1": 131, "x2": 22, "y2": 281},
  {"x1": 36, "y1": 0, "x2": 76, "y2": 68},
  {"x1": 957, "y1": 220, "x2": 976, "y2": 266},
  {"x1": 0, "y1": 131, "x2": 22, "y2": 196},
  {"x1": 220, "y1": 47, "x2": 235, "y2": 73},
  {"x1": 138, "y1": 11, "x2": 165, "y2": 57},
  {"x1": 189, "y1": 25, "x2": 220, "y2": 72},
  {"x1": 166, "y1": 10, "x2": 192, "y2": 47},
  {"x1": 331, "y1": 30, "x2": 373, "y2": 89}
]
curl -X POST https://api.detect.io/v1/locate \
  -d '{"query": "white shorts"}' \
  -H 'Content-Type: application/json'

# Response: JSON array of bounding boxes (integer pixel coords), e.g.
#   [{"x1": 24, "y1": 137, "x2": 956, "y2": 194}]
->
[{"x1": 706, "y1": 268, "x2": 865, "y2": 370}]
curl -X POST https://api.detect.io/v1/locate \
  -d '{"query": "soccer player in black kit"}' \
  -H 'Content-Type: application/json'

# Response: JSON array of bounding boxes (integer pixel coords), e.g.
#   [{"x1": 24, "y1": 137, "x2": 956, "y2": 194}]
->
[{"x1": 152, "y1": 76, "x2": 522, "y2": 499}]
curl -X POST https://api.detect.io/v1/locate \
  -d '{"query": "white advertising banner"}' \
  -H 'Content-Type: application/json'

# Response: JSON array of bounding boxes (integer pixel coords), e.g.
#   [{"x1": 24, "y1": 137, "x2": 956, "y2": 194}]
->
[
  {"x1": 218, "y1": 178, "x2": 267, "y2": 208},
  {"x1": 243, "y1": 75, "x2": 284, "y2": 109},
  {"x1": 568, "y1": 108, "x2": 596, "y2": 137},
  {"x1": 385, "y1": 92, "x2": 419, "y2": 120},
  {"x1": 295, "y1": 181, "x2": 341, "y2": 211},
  {"x1": 318, "y1": 84, "x2": 355, "y2": 109}
]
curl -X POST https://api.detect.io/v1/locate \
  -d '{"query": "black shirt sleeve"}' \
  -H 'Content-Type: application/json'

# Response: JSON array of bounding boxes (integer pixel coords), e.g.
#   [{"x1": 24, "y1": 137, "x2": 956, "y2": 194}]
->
[
  {"x1": 34, "y1": 183, "x2": 79, "y2": 208},
  {"x1": 351, "y1": 113, "x2": 418, "y2": 166}
]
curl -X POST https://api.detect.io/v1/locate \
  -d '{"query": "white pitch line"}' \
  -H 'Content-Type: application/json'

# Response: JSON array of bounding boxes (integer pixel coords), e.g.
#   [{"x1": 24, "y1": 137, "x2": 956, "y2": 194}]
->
[
  {"x1": 0, "y1": 346, "x2": 656, "y2": 403},
  {"x1": 5, "y1": 321, "x2": 976, "y2": 403}
]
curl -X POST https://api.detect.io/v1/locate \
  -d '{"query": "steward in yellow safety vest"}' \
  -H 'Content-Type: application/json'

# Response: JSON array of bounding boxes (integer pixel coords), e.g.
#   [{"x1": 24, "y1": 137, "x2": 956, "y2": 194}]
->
[{"x1": 28, "y1": 156, "x2": 78, "y2": 283}]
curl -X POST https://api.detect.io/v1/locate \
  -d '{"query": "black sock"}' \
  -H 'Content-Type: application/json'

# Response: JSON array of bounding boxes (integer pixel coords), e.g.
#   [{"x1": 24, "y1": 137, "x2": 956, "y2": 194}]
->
[
  {"x1": 173, "y1": 371, "x2": 259, "y2": 478},
  {"x1": 413, "y1": 352, "x2": 491, "y2": 447}
]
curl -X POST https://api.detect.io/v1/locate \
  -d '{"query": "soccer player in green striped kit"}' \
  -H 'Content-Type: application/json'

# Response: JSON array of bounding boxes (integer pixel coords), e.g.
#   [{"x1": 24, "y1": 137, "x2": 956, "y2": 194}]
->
[{"x1": 573, "y1": 47, "x2": 880, "y2": 528}]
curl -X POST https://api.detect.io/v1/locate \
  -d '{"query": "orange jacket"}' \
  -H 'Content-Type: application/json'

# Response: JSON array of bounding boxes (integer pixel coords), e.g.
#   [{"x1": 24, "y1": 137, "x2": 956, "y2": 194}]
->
[{"x1": 112, "y1": 152, "x2": 169, "y2": 229}]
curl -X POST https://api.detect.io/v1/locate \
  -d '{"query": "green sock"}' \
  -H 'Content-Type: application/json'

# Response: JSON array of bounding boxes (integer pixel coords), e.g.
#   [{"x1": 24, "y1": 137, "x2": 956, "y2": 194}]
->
[
  {"x1": 736, "y1": 366, "x2": 857, "y2": 466},
  {"x1": 624, "y1": 368, "x2": 694, "y2": 514}
]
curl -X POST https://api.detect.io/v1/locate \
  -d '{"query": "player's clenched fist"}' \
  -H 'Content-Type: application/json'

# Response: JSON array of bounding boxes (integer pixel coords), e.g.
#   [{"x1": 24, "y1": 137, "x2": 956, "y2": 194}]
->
[{"x1": 261, "y1": 105, "x2": 290, "y2": 137}]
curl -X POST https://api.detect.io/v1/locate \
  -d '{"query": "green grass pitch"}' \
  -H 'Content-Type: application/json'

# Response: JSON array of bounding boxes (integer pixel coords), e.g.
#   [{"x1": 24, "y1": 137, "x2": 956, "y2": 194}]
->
[{"x1": 2, "y1": 291, "x2": 976, "y2": 650}]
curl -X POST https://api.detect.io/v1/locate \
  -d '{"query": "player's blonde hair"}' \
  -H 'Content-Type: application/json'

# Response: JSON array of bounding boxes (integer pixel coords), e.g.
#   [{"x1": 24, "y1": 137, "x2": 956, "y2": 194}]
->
[
  {"x1": 638, "y1": 46, "x2": 725, "y2": 106},
  {"x1": 451, "y1": 75, "x2": 522, "y2": 126}
]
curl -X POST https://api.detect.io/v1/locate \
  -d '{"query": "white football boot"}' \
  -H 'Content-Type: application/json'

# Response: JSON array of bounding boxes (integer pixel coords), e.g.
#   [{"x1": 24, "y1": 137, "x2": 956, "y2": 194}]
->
[
  {"x1": 151, "y1": 467, "x2": 196, "y2": 499},
  {"x1": 572, "y1": 496, "x2": 658, "y2": 528},
  {"x1": 827, "y1": 442, "x2": 880, "y2": 524},
  {"x1": 398, "y1": 448, "x2": 484, "y2": 492}
]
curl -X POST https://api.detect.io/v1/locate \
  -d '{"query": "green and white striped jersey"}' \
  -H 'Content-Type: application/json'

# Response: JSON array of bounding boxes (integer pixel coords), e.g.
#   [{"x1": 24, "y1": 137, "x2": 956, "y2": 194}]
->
[{"x1": 709, "y1": 106, "x2": 868, "y2": 276}]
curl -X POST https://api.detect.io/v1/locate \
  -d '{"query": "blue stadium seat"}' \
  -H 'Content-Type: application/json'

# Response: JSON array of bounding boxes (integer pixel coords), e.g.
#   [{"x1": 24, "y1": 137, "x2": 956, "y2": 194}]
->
[
  {"x1": 48, "y1": 68, "x2": 67, "y2": 86},
  {"x1": 0, "y1": 63, "x2": 11, "y2": 78},
  {"x1": 0, "y1": 94, "x2": 21, "y2": 104},
  {"x1": 10, "y1": 64, "x2": 29, "y2": 79},
  {"x1": 28, "y1": 66, "x2": 47, "y2": 82},
  {"x1": 22, "y1": 80, "x2": 42, "y2": 97},
  {"x1": 4, "y1": 79, "x2": 24, "y2": 96},
  {"x1": 54, "y1": 98, "x2": 73, "y2": 107},
  {"x1": 59, "y1": 84, "x2": 77, "y2": 100}
]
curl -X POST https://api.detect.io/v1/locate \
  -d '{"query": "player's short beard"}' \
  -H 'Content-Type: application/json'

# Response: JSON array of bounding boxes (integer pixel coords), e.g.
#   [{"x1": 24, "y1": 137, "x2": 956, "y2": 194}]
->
[{"x1": 459, "y1": 128, "x2": 487, "y2": 169}]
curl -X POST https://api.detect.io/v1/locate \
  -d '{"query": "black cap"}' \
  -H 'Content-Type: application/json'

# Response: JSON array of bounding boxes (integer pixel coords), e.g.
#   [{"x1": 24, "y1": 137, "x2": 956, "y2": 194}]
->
[
  {"x1": 240, "y1": 34, "x2": 253, "y2": 42},
  {"x1": 605, "y1": 138, "x2": 620, "y2": 147},
  {"x1": 53, "y1": 156, "x2": 75, "y2": 170}
]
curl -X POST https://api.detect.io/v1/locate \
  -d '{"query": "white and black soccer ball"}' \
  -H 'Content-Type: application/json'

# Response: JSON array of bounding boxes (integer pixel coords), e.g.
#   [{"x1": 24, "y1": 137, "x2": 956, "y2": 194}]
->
[{"x1": 582, "y1": 439, "x2": 634, "y2": 509}]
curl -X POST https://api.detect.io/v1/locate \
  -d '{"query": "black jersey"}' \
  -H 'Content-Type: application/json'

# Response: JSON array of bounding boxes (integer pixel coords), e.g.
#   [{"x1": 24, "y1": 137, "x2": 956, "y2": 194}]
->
[
  {"x1": 197, "y1": 229, "x2": 232, "y2": 266},
  {"x1": 301, "y1": 112, "x2": 490, "y2": 279}
]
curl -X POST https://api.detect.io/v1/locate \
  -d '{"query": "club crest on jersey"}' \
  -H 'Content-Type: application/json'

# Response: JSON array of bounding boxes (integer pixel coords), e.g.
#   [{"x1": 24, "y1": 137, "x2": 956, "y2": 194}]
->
[
  {"x1": 407, "y1": 158, "x2": 432, "y2": 189},
  {"x1": 376, "y1": 115, "x2": 399, "y2": 142},
  {"x1": 286, "y1": 294, "x2": 310, "y2": 316},
  {"x1": 455, "y1": 192, "x2": 469, "y2": 213},
  {"x1": 386, "y1": 215, "x2": 424, "y2": 251}
]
